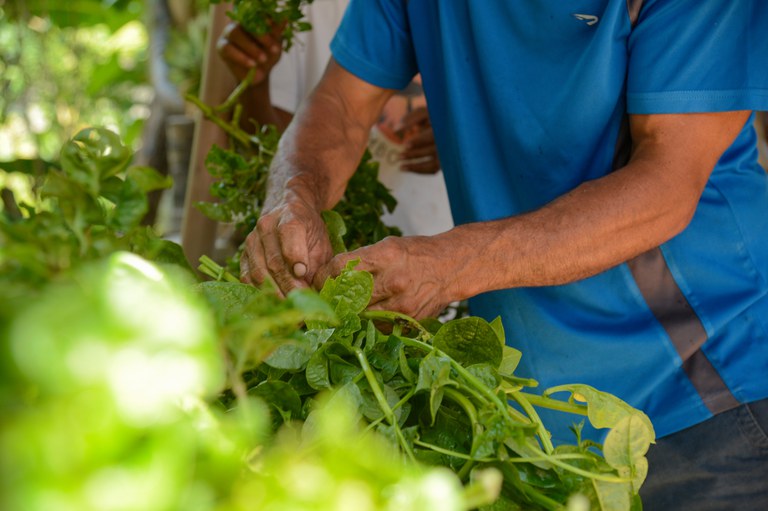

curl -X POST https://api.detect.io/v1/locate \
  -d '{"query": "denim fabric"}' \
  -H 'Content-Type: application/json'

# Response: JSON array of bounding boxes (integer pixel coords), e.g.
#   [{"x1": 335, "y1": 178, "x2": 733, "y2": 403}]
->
[{"x1": 640, "y1": 398, "x2": 768, "y2": 510}]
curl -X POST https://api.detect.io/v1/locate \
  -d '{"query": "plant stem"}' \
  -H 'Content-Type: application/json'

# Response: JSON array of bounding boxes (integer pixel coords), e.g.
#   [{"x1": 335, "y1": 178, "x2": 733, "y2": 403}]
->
[
  {"x1": 360, "y1": 310, "x2": 433, "y2": 340},
  {"x1": 522, "y1": 392, "x2": 589, "y2": 416},
  {"x1": 510, "y1": 392, "x2": 554, "y2": 454},
  {"x1": 413, "y1": 440, "x2": 493, "y2": 462},
  {"x1": 215, "y1": 67, "x2": 257, "y2": 113},
  {"x1": 353, "y1": 347, "x2": 416, "y2": 462},
  {"x1": 198, "y1": 255, "x2": 240, "y2": 282},
  {"x1": 185, "y1": 93, "x2": 253, "y2": 147}
]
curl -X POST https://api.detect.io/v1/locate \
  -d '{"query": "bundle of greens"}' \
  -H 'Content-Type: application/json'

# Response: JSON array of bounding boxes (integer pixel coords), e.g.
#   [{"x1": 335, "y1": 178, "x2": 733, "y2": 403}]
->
[{"x1": 199, "y1": 258, "x2": 655, "y2": 511}]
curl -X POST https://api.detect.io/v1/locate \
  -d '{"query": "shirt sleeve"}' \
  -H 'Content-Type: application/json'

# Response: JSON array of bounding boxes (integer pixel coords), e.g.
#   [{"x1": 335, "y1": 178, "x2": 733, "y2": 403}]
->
[
  {"x1": 627, "y1": 0, "x2": 768, "y2": 114},
  {"x1": 330, "y1": 0, "x2": 418, "y2": 90}
]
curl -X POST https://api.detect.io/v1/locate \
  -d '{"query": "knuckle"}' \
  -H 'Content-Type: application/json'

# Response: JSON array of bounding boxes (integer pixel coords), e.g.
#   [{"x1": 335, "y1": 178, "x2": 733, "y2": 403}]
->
[
  {"x1": 256, "y1": 214, "x2": 275, "y2": 234},
  {"x1": 265, "y1": 253, "x2": 284, "y2": 272}
]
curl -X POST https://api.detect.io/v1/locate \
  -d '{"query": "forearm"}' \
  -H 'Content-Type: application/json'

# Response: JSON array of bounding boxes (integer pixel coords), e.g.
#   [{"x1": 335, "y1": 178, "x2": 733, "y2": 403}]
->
[
  {"x1": 443, "y1": 111, "x2": 750, "y2": 300},
  {"x1": 264, "y1": 60, "x2": 394, "y2": 212},
  {"x1": 444, "y1": 159, "x2": 697, "y2": 299},
  {"x1": 237, "y1": 80, "x2": 293, "y2": 133}
]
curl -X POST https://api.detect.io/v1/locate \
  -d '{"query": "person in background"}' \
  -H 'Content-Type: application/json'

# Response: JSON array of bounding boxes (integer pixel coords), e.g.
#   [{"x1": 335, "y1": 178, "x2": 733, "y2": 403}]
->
[
  {"x1": 238, "y1": 1, "x2": 768, "y2": 509},
  {"x1": 757, "y1": 111, "x2": 768, "y2": 170},
  {"x1": 181, "y1": 0, "x2": 452, "y2": 268}
]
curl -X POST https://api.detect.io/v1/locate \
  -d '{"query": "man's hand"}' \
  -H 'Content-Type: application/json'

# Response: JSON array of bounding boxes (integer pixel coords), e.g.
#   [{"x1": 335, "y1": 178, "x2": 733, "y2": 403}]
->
[
  {"x1": 238, "y1": 59, "x2": 397, "y2": 295},
  {"x1": 240, "y1": 191, "x2": 333, "y2": 295},
  {"x1": 400, "y1": 106, "x2": 441, "y2": 174},
  {"x1": 217, "y1": 22, "x2": 284, "y2": 85},
  {"x1": 313, "y1": 235, "x2": 457, "y2": 319}
]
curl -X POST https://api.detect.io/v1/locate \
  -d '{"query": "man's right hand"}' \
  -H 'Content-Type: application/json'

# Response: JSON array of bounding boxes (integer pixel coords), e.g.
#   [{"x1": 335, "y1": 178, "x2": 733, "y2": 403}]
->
[
  {"x1": 216, "y1": 22, "x2": 284, "y2": 85},
  {"x1": 239, "y1": 191, "x2": 334, "y2": 296}
]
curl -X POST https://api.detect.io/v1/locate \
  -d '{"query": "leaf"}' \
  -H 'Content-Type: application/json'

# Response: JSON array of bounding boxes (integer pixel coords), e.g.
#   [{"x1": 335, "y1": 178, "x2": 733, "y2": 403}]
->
[
  {"x1": 398, "y1": 345, "x2": 418, "y2": 383},
  {"x1": 109, "y1": 176, "x2": 148, "y2": 231},
  {"x1": 603, "y1": 415, "x2": 652, "y2": 493},
  {"x1": 433, "y1": 317, "x2": 503, "y2": 368},
  {"x1": 593, "y1": 479, "x2": 632, "y2": 511},
  {"x1": 286, "y1": 288, "x2": 337, "y2": 324},
  {"x1": 543, "y1": 384, "x2": 655, "y2": 438},
  {"x1": 416, "y1": 352, "x2": 456, "y2": 426},
  {"x1": 498, "y1": 346, "x2": 522, "y2": 377},
  {"x1": 490, "y1": 316, "x2": 505, "y2": 347},
  {"x1": 59, "y1": 128, "x2": 131, "y2": 194},
  {"x1": 418, "y1": 404, "x2": 473, "y2": 470},
  {"x1": 474, "y1": 409, "x2": 511, "y2": 459},
  {"x1": 306, "y1": 346, "x2": 331, "y2": 390},
  {"x1": 367, "y1": 336, "x2": 402, "y2": 382},
  {"x1": 125, "y1": 166, "x2": 173, "y2": 193},
  {"x1": 358, "y1": 381, "x2": 403, "y2": 423},
  {"x1": 264, "y1": 330, "x2": 328, "y2": 371},
  {"x1": 195, "y1": 281, "x2": 262, "y2": 326},
  {"x1": 322, "y1": 209, "x2": 347, "y2": 254},
  {"x1": 133, "y1": 235, "x2": 196, "y2": 276},
  {"x1": 465, "y1": 364, "x2": 500, "y2": 391},
  {"x1": 248, "y1": 380, "x2": 303, "y2": 425},
  {"x1": 311, "y1": 259, "x2": 373, "y2": 338}
]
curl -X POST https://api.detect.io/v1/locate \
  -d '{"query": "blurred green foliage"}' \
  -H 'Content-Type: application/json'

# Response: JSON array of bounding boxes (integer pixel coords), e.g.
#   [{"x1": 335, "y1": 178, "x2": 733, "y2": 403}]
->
[{"x1": 0, "y1": 0, "x2": 150, "y2": 163}]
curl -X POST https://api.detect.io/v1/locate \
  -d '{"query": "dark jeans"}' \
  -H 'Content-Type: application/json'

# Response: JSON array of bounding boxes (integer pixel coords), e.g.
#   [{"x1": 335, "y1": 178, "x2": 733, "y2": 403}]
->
[{"x1": 640, "y1": 398, "x2": 768, "y2": 510}]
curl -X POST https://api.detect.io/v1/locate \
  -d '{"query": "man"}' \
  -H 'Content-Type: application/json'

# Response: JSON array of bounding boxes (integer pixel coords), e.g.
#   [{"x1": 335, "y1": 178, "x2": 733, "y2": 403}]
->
[{"x1": 240, "y1": 1, "x2": 768, "y2": 508}]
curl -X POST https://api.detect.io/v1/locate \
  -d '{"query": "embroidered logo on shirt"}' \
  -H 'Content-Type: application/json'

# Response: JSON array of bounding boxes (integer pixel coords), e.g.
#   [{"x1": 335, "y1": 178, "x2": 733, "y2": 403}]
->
[{"x1": 573, "y1": 13, "x2": 600, "y2": 26}]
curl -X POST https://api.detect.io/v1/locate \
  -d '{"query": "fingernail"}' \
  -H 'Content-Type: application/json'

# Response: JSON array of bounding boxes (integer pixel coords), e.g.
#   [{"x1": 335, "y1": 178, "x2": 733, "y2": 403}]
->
[{"x1": 293, "y1": 262, "x2": 307, "y2": 278}]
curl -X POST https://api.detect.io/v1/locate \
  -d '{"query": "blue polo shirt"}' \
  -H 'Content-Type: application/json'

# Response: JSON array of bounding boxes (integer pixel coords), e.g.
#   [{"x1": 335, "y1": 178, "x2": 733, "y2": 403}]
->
[{"x1": 331, "y1": 0, "x2": 768, "y2": 443}]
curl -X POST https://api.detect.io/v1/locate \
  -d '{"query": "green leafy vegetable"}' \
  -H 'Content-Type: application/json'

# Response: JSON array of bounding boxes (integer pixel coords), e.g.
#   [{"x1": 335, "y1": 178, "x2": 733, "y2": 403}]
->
[{"x1": 211, "y1": 0, "x2": 316, "y2": 50}]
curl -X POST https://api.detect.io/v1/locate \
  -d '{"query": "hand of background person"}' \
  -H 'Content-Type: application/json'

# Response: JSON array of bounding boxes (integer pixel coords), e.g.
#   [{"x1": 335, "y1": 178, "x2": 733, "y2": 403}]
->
[
  {"x1": 313, "y1": 234, "x2": 456, "y2": 319},
  {"x1": 399, "y1": 106, "x2": 441, "y2": 174},
  {"x1": 240, "y1": 191, "x2": 334, "y2": 296},
  {"x1": 216, "y1": 22, "x2": 284, "y2": 85}
]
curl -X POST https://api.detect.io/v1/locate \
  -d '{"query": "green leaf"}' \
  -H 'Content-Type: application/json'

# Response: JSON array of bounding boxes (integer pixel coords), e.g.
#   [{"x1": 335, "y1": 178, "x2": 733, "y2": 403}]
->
[
  {"x1": 264, "y1": 331, "x2": 324, "y2": 372},
  {"x1": 433, "y1": 317, "x2": 503, "y2": 368},
  {"x1": 306, "y1": 346, "x2": 331, "y2": 390},
  {"x1": 322, "y1": 209, "x2": 347, "y2": 254},
  {"x1": 270, "y1": 328, "x2": 333, "y2": 372},
  {"x1": 133, "y1": 235, "x2": 196, "y2": 276},
  {"x1": 125, "y1": 166, "x2": 173, "y2": 193},
  {"x1": 59, "y1": 128, "x2": 131, "y2": 195},
  {"x1": 474, "y1": 410, "x2": 511, "y2": 459},
  {"x1": 195, "y1": 281, "x2": 262, "y2": 326},
  {"x1": 593, "y1": 479, "x2": 632, "y2": 511},
  {"x1": 311, "y1": 259, "x2": 373, "y2": 338},
  {"x1": 398, "y1": 345, "x2": 418, "y2": 384},
  {"x1": 465, "y1": 364, "x2": 500, "y2": 391},
  {"x1": 603, "y1": 415, "x2": 652, "y2": 493},
  {"x1": 416, "y1": 352, "x2": 456, "y2": 426},
  {"x1": 543, "y1": 384, "x2": 655, "y2": 438},
  {"x1": 490, "y1": 316, "x2": 506, "y2": 347},
  {"x1": 367, "y1": 336, "x2": 402, "y2": 382},
  {"x1": 417, "y1": 404, "x2": 473, "y2": 470},
  {"x1": 359, "y1": 381, "x2": 403, "y2": 424},
  {"x1": 286, "y1": 288, "x2": 337, "y2": 324},
  {"x1": 248, "y1": 380, "x2": 303, "y2": 425},
  {"x1": 498, "y1": 346, "x2": 523, "y2": 377},
  {"x1": 109, "y1": 175, "x2": 148, "y2": 231}
]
